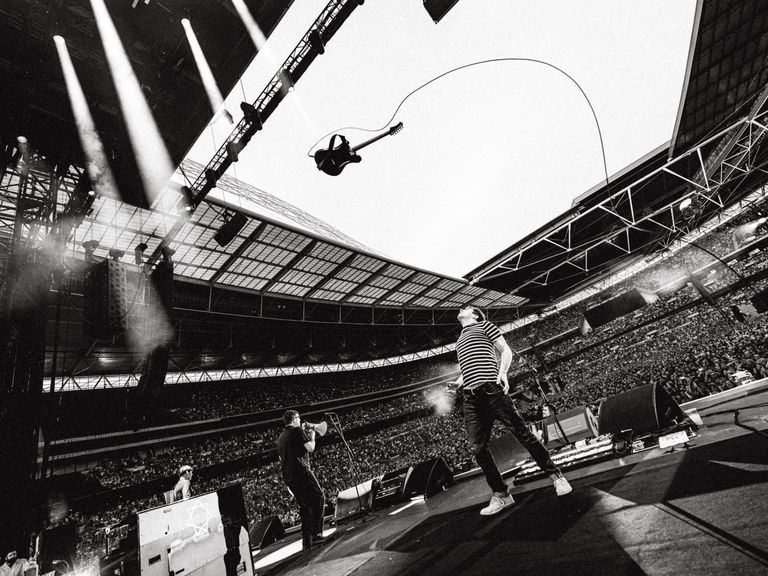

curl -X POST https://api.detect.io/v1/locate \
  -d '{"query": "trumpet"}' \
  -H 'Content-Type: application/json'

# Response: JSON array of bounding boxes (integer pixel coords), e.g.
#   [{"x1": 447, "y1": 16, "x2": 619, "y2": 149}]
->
[{"x1": 302, "y1": 420, "x2": 328, "y2": 436}]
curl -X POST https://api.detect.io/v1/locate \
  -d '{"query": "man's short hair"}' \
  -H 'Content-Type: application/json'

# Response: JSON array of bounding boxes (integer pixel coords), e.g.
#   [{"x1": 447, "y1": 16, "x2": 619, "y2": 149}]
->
[
  {"x1": 179, "y1": 465, "x2": 192, "y2": 476},
  {"x1": 283, "y1": 409, "x2": 299, "y2": 426},
  {"x1": 470, "y1": 307, "x2": 486, "y2": 322}
]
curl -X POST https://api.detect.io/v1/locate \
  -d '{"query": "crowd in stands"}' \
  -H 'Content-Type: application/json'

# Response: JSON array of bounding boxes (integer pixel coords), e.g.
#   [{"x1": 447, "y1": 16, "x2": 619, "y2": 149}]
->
[{"x1": 175, "y1": 356, "x2": 455, "y2": 421}]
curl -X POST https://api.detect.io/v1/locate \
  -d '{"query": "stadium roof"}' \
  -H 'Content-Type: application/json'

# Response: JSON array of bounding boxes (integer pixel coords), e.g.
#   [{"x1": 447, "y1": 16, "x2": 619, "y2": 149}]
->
[
  {"x1": 469, "y1": 0, "x2": 768, "y2": 308},
  {"x1": 66, "y1": 158, "x2": 525, "y2": 309}
]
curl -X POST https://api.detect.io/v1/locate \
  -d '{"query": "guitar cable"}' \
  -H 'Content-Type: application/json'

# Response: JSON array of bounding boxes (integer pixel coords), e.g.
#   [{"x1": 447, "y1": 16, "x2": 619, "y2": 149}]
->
[{"x1": 306, "y1": 57, "x2": 612, "y2": 199}]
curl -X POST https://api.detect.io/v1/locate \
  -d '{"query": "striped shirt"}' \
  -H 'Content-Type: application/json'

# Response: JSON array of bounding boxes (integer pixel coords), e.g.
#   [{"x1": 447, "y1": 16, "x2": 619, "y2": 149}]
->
[{"x1": 456, "y1": 320, "x2": 503, "y2": 390}]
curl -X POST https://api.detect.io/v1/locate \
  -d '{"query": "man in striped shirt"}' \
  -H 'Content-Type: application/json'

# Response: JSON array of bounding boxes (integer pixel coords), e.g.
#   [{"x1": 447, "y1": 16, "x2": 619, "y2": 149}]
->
[{"x1": 455, "y1": 306, "x2": 571, "y2": 515}]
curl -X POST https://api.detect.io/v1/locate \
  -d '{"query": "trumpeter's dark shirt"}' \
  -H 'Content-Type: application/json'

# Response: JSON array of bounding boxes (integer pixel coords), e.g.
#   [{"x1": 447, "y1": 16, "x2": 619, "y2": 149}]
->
[{"x1": 277, "y1": 426, "x2": 311, "y2": 477}]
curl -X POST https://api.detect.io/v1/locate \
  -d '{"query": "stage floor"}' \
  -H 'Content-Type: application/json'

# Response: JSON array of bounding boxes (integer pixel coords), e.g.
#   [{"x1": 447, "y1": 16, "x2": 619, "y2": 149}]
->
[{"x1": 253, "y1": 387, "x2": 768, "y2": 576}]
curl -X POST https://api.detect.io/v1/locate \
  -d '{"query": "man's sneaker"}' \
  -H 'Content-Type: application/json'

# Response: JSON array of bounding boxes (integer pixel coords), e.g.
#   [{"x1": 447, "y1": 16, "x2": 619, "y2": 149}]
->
[
  {"x1": 553, "y1": 476, "x2": 572, "y2": 496},
  {"x1": 480, "y1": 493, "x2": 515, "y2": 515}
]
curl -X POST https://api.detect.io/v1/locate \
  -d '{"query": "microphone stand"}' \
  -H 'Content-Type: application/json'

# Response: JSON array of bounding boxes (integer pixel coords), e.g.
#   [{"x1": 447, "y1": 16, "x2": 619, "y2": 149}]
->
[
  {"x1": 324, "y1": 412, "x2": 372, "y2": 521},
  {"x1": 509, "y1": 348, "x2": 570, "y2": 446}
]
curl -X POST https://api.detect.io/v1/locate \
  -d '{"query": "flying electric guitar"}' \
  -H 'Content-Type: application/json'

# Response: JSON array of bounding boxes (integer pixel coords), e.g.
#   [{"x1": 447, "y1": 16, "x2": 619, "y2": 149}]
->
[{"x1": 313, "y1": 122, "x2": 403, "y2": 176}]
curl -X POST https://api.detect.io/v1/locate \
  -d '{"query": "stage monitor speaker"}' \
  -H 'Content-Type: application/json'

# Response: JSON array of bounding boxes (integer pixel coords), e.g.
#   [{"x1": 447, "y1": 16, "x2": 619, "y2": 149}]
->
[
  {"x1": 248, "y1": 516, "x2": 284, "y2": 549},
  {"x1": 403, "y1": 456, "x2": 454, "y2": 500},
  {"x1": 598, "y1": 383, "x2": 686, "y2": 436},
  {"x1": 542, "y1": 405, "x2": 598, "y2": 449},
  {"x1": 334, "y1": 479, "x2": 377, "y2": 524},
  {"x1": 37, "y1": 523, "x2": 77, "y2": 575},
  {"x1": 214, "y1": 213, "x2": 248, "y2": 247},
  {"x1": 84, "y1": 259, "x2": 128, "y2": 338},
  {"x1": 372, "y1": 465, "x2": 411, "y2": 509},
  {"x1": 489, "y1": 433, "x2": 530, "y2": 471},
  {"x1": 423, "y1": 0, "x2": 461, "y2": 23}
]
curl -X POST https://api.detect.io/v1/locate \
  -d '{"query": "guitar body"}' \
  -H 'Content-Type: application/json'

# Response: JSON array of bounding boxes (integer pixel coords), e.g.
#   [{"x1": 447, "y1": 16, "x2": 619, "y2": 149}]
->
[
  {"x1": 313, "y1": 135, "x2": 361, "y2": 176},
  {"x1": 314, "y1": 122, "x2": 403, "y2": 176}
]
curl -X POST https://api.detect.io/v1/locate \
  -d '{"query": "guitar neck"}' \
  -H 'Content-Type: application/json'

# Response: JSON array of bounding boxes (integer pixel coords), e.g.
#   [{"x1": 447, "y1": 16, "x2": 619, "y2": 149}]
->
[{"x1": 352, "y1": 130, "x2": 393, "y2": 153}]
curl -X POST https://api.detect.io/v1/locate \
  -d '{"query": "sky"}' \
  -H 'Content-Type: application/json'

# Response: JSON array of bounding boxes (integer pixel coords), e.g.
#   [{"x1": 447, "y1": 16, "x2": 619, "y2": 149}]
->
[{"x1": 187, "y1": 0, "x2": 697, "y2": 279}]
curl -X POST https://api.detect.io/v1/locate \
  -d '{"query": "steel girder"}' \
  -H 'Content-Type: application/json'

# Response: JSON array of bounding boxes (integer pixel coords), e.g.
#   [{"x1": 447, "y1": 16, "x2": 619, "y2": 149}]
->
[{"x1": 470, "y1": 110, "x2": 768, "y2": 294}]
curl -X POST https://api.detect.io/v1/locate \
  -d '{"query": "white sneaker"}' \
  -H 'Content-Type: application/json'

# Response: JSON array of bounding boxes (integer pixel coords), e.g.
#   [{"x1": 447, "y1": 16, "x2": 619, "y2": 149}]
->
[
  {"x1": 480, "y1": 493, "x2": 515, "y2": 515},
  {"x1": 553, "y1": 476, "x2": 572, "y2": 496}
]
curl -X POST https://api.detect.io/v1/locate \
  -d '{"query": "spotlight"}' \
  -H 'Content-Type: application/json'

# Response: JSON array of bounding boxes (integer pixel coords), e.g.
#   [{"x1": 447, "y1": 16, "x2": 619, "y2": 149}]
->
[
  {"x1": 309, "y1": 29, "x2": 325, "y2": 54},
  {"x1": 214, "y1": 212, "x2": 247, "y2": 247},
  {"x1": 759, "y1": 217, "x2": 767, "y2": 225},
  {"x1": 83, "y1": 240, "x2": 100, "y2": 261},
  {"x1": 226, "y1": 141, "x2": 242, "y2": 163},
  {"x1": 279, "y1": 69, "x2": 294, "y2": 92},
  {"x1": 177, "y1": 185, "x2": 195, "y2": 214},
  {"x1": 679, "y1": 197, "x2": 693, "y2": 211},
  {"x1": 240, "y1": 102, "x2": 262, "y2": 130},
  {"x1": 205, "y1": 168, "x2": 218, "y2": 188},
  {"x1": 423, "y1": 0, "x2": 461, "y2": 23},
  {"x1": 160, "y1": 246, "x2": 175, "y2": 263},
  {"x1": 134, "y1": 242, "x2": 148, "y2": 266},
  {"x1": 108, "y1": 248, "x2": 125, "y2": 261},
  {"x1": 88, "y1": 189, "x2": 96, "y2": 197},
  {"x1": 12, "y1": 135, "x2": 30, "y2": 175}
]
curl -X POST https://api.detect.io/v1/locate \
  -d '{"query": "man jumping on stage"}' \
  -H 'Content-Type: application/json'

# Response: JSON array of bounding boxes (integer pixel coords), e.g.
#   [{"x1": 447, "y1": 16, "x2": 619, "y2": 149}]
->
[
  {"x1": 277, "y1": 410, "x2": 329, "y2": 550},
  {"x1": 455, "y1": 306, "x2": 572, "y2": 515}
]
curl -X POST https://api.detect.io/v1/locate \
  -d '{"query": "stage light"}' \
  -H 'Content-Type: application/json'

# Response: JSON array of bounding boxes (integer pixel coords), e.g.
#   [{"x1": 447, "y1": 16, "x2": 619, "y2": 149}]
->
[
  {"x1": 309, "y1": 29, "x2": 325, "y2": 54},
  {"x1": 177, "y1": 185, "x2": 195, "y2": 214},
  {"x1": 12, "y1": 135, "x2": 30, "y2": 175},
  {"x1": 759, "y1": 217, "x2": 767, "y2": 225},
  {"x1": 214, "y1": 212, "x2": 247, "y2": 247},
  {"x1": 160, "y1": 246, "x2": 175, "y2": 263},
  {"x1": 226, "y1": 141, "x2": 242, "y2": 163},
  {"x1": 134, "y1": 242, "x2": 148, "y2": 266},
  {"x1": 423, "y1": 0, "x2": 461, "y2": 23},
  {"x1": 279, "y1": 69, "x2": 295, "y2": 93},
  {"x1": 240, "y1": 102, "x2": 262, "y2": 130},
  {"x1": 679, "y1": 198, "x2": 692, "y2": 211},
  {"x1": 205, "y1": 169, "x2": 218, "y2": 188}
]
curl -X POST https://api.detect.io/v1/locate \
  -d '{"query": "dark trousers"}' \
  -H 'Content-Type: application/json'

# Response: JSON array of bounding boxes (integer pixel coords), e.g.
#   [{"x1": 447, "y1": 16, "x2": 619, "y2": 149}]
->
[
  {"x1": 463, "y1": 383, "x2": 559, "y2": 493},
  {"x1": 284, "y1": 466, "x2": 325, "y2": 547}
]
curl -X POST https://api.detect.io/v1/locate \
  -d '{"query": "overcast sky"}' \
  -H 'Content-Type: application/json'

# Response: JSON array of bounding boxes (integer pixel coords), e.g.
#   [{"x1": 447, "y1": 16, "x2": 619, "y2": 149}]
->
[{"x1": 187, "y1": 0, "x2": 697, "y2": 278}]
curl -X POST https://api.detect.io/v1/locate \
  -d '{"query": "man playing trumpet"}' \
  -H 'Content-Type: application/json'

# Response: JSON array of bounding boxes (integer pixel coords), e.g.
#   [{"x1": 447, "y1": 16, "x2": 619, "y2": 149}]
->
[{"x1": 277, "y1": 410, "x2": 329, "y2": 549}]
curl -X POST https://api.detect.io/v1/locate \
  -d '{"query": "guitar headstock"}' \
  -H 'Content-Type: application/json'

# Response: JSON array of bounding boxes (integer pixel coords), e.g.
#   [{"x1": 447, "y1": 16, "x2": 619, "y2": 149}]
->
[{"x1": 389, "y1": 122, "x2": 404, "y2": 135}]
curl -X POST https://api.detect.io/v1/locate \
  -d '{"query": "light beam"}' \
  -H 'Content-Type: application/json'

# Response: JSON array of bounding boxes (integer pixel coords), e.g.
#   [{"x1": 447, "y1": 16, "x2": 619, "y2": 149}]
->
[
  {"x1": 89, "y1": 0, "x2": 175, "y2": 204},
  {"x1": 53, "y1": 35, "x2": 118, "y2": 200},
  {"x1": 181, "y1": 18, "x2": 232, "y2": 124}
]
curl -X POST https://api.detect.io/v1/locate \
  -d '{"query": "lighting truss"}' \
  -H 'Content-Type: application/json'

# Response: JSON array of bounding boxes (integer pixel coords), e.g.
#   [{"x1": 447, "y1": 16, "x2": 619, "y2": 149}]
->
[{"x1": 146, "y1": 0, "x2": 364, "y2": 267}]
